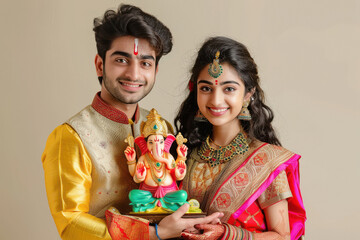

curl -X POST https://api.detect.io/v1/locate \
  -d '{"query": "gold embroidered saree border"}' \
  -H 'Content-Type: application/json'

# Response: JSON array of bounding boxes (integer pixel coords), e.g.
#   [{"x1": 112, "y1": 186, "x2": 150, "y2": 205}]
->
[
  {"x1": 183, "y1": 140, "x2": 262, "y2": 215},
  {"x1": 206, "y1": 142, "x2": 295, "y2": 222}
]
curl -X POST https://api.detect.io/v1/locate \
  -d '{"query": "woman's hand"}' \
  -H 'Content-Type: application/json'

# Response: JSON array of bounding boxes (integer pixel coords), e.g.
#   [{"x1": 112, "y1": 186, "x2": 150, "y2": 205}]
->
[
  {"x1": 181, "y1": 223, "x2": 225, "y2": 240},
  {"x1": 152, "y1": 204, "x2": 223, "y2": 239}
]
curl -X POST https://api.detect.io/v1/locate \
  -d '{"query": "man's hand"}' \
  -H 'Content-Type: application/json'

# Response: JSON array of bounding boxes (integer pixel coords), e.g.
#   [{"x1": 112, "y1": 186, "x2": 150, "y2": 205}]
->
[{"x1": 154, "y1": 204, "x2": 223, "y2": 239}]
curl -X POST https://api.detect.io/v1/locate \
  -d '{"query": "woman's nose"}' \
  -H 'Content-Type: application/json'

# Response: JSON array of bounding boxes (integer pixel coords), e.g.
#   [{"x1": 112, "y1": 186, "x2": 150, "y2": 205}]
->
[{"x1": 210, "y1": 89, "x2": 223, "y2": 106}]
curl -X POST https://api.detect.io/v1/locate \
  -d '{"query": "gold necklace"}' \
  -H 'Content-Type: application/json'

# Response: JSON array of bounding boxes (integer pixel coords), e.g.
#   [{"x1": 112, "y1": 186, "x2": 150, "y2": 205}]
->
[
  {"x1": 198, "y1": 132, "x2": 249, "y2": 167},
  {"x1": 209, "y1": 138, "x2": 223, "y2": 148},
  {"x1": 145, "y1": 153, "x2": 166, "y2": 185}
]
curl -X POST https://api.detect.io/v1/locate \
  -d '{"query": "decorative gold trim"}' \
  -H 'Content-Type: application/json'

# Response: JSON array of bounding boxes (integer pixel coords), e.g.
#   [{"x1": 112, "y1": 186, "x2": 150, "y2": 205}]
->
[
  {"x1": 207, "y1": 144, "x2": 295, "y2": 221},
  {"x1": 126, "y1": 160, "x2": 136, "y2": 165},
  {"x1": 140, "y1": 109, "x2": 168, "y2": 138},
  {"x1": 258, "y1": 192, "x2": 293, "y2": 209},
  {"x1": 145, "y1": 153, "x2": 166, "y2": 186}
]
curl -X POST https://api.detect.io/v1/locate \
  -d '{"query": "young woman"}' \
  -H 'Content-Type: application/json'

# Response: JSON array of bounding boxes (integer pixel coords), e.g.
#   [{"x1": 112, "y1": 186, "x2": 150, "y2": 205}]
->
[{"x1": 175, "y1": 37, "x2": 306, "y2": 240}]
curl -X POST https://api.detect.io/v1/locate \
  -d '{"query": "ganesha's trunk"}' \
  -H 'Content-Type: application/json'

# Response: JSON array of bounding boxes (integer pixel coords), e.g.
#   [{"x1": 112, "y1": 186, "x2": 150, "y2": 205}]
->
[{"x1": 151, "y1": 142, "x2": 172, "y2": 169}]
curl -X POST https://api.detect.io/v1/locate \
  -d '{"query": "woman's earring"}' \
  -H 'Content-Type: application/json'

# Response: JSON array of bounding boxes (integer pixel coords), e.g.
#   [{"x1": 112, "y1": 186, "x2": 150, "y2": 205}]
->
[
  {"x1": 194, "y1": 110, "x2": 208, "y2": 122},
  {"x1": 238, "y1": 101, "x2": 251, "y2": 121}
]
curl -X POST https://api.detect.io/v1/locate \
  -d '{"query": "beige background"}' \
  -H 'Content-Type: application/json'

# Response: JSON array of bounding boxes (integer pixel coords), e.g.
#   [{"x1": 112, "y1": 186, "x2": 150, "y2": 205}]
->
[{"x1": 1, "y1": 0, "x2": 359, "y2": 239}]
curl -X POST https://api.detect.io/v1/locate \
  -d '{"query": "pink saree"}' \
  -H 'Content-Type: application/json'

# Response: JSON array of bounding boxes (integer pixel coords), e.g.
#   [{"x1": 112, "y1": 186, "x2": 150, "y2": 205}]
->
[{"x1": 185, "y1": 142, "x2": 306, "y2": 239}]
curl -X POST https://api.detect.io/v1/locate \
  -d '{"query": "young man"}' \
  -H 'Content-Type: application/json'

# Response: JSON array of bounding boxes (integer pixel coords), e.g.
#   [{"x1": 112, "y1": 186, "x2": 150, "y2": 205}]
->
[{"x1": 42, "y1": 4, "x2": 221, "y2": 240}]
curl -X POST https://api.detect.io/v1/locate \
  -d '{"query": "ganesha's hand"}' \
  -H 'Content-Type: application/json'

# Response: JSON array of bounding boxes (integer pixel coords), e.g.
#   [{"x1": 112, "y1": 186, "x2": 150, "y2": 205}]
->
[
  {"x1": 177, "y1": 144, "x2": 188, "y2": 159},
  {"x1": 175, "y1": 160, "x2": 186, "y2": 180},
  {"x1": 135, "y1": 162, "x2": 146, "y2": 182},
  {"x1": 181, "y1": 224, "x2": 225, "y2": 240},
  {"x1": 124, "y1": 146, "x2": 136, "y2": 162}
]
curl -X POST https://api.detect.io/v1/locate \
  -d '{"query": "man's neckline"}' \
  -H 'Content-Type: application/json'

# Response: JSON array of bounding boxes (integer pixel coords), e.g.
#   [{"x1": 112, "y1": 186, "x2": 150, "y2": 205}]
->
[{"x1": 91, "y1": 92, "x2": 140, "y2": 124}]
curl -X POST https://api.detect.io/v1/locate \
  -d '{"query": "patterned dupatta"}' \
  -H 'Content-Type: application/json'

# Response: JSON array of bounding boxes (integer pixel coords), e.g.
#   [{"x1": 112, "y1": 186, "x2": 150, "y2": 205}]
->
[{"x1": 187, "y1": 141, "x2": 306, "y2": 240}]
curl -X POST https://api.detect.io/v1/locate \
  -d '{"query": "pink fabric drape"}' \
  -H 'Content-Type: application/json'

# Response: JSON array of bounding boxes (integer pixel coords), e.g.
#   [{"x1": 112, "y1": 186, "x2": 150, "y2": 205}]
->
[
  {"x1": 139, "y1": 181, "x2": 178, "y2": 198},
  {"x1": 227, "y1": 151, "x2": 306, "y2": 239}
]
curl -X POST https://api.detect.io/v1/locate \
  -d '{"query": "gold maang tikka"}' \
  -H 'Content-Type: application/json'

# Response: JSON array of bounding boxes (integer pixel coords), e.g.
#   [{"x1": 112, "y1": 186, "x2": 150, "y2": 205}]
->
[{"x1": 208, "y1": 51, "x2": 223, "y2": 78}]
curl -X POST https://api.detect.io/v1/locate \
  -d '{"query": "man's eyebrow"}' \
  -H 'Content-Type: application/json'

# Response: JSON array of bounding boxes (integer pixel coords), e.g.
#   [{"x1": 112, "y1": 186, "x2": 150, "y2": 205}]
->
[
  {"x1": 110, "y1": 51, "x2": 131, "y2": 58},
  {"x1": 140, "y1": 54, "x2": 155, "y2": 61},
  {"x1": 110, "y1": 51, "x2": 155, "y2": 61}
]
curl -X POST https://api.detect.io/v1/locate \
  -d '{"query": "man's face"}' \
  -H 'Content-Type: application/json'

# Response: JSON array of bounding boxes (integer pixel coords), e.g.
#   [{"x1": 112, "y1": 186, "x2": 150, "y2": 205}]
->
[{"x1": 97, "y1": 36, "x2": 157, "y2": 104}]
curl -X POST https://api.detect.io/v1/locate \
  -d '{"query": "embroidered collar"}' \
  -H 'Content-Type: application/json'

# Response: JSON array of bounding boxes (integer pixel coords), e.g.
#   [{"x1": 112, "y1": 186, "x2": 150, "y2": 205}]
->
[
  {"x1": 91, "y1": 92, "x2": 140, "y2": 124},
  {"x1": 198, "y1": 132, "x2": 250, "y2": 167}
]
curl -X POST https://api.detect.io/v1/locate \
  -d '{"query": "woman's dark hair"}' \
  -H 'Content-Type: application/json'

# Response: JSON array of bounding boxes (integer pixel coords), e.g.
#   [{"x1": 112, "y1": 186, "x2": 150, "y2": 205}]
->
[
  {"x1": 93, "y1": 4, "x2": 173, "y2": 84},
  {"x1": 174, "y1": 36, "x2": 281, "y2": 152}
]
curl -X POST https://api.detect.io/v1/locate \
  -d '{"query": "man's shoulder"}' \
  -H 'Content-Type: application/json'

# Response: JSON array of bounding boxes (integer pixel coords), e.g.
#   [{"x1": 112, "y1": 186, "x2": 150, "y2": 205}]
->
[
  {"x1": 44, "y1": 105, "x2": 92, "y2": 144},
  {"x1": 66, "y1": 105, "x2": 93, "y2": 124},
  {"x1": 43, "y1": 124, "x2": 82, "y2": 158},
  {"x1": 138, "y1": 107, "x2": 151, "y2": 116}
]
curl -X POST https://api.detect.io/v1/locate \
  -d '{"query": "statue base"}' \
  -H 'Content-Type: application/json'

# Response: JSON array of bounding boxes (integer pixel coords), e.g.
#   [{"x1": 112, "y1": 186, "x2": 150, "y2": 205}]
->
[{"x1": 129, "y1": 212, "x2": 207, "y2": 224}]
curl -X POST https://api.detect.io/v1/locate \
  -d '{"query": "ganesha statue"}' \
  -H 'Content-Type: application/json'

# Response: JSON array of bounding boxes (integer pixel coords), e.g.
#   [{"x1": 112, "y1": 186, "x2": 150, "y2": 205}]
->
[{"x1": 124, "y1": 109, "x2": 199, "y2": 213}]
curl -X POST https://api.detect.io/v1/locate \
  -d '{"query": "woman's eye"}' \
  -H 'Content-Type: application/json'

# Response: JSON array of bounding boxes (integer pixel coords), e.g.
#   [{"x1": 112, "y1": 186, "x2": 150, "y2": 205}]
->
[
  {"x1": 225, "y1": 87, "x2": 236, "y2": 92},
  {"x1": 199, "y1": 86, "x2": 211, "y2": 92}
]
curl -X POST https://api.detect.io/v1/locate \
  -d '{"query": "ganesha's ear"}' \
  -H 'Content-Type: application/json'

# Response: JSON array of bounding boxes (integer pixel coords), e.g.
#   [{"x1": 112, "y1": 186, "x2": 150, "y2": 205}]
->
[
  {"x1": 164, "y1": 134, "x2": 176, "y2": 153},
  {"x1": 134, "y1": 136, "x2": 148, "y2": 155}
]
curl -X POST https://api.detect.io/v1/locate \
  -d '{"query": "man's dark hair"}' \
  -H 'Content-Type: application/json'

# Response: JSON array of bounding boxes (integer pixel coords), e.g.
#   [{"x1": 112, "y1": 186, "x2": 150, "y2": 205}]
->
[{"x1": 93, "y1": 4, "x2": 173, "y2": 84}]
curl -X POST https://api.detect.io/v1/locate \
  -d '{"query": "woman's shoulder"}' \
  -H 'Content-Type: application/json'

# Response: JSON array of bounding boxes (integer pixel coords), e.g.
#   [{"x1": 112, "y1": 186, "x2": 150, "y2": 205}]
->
[
  {"x1": 249, "y1": 138, "x2": 299, "y2": 158},
  {"x1": 188, "y1": 145, "x2": 201, "y2": 157}
]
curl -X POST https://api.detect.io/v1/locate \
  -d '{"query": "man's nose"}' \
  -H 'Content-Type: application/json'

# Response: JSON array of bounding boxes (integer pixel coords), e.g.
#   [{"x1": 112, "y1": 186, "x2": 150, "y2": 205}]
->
[{"x1": 124, "y1": 63, "x2": 140, "y2": 81}]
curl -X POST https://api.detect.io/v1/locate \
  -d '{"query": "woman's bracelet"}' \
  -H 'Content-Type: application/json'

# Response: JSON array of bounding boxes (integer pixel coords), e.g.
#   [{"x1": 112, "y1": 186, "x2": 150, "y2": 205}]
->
[{"x1": 155, "y1": 223, "x2": 162, "y2": 240}]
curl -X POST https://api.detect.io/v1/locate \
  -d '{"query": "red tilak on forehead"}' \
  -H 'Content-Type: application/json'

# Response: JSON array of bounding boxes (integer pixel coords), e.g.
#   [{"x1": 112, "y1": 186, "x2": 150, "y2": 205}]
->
[
  {"x1": 215, "y1": 80, "x2": 218, "y2": 85},
  {"x1": 134, "y1": 38, "x2": 139, "y2": 56},
  {"x1": 154, "y1": 136, "x2": 160, "y2": 142}
]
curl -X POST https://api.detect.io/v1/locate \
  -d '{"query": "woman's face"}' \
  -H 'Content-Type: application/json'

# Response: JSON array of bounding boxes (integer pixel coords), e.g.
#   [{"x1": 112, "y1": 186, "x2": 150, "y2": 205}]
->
[{"x1": 197, "y1": 62, "x2": 251, "y2": 128}]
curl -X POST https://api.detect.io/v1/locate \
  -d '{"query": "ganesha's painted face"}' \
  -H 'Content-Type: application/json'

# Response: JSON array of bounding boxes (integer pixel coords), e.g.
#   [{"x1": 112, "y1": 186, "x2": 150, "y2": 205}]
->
[{"x1": 147, "y1": 135, "x2": 165, "y2": 158}]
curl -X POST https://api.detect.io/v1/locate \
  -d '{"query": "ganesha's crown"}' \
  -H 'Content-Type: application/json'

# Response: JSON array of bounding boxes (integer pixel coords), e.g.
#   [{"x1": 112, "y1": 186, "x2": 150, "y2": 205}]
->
[{"x1": 140, "y1": 108, "x2": 168, "y2": 138}]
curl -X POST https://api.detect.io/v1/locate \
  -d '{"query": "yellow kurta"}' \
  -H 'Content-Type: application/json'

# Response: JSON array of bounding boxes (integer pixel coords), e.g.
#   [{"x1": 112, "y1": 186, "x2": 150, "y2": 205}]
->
[
  {"x1": 42, "y1": 124, "x2": 112, "y2": 239},
  {"x1": 41, "y1": 93, "x2": 154, "y2": 239}
]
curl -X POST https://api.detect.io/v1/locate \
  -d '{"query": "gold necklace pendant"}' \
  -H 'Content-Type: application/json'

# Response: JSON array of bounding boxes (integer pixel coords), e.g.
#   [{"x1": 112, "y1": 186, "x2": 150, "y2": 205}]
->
[
  {"x1": 146, "y1": 153, "x2": 166, "y2": 185},
  {"x1": 154, "y1": 161, "x2": 163, "y2": 170}
]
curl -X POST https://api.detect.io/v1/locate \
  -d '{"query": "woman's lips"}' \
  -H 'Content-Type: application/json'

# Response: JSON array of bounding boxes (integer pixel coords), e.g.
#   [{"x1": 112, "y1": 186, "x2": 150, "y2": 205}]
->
[{"x1": 208, "y1": 107, "x2": 229, "y2": 116}]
